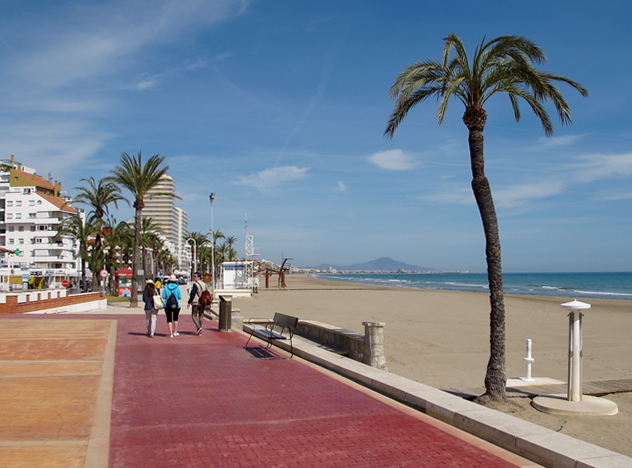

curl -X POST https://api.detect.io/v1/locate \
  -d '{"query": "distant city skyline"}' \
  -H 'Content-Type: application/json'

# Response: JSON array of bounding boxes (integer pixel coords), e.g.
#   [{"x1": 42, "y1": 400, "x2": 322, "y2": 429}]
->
[{"x1": 0, "y1": 1, "x2": 630, "y2": 273}]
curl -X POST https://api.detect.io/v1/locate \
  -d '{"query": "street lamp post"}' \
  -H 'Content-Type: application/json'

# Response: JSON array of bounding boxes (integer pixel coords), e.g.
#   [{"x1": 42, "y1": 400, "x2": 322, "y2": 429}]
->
[
  {"x1": 186, "y1": 238, "x2": 197, "y2": 278},
  {"x1": 209, "y1": 193, "x2": 216, "y2": 292}
]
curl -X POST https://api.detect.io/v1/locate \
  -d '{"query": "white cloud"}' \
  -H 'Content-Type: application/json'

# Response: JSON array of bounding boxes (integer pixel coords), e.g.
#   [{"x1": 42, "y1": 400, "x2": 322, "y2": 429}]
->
[
  {"x1": 571, "y1": 153, "x2": 632, "y2": 182},
  {"x1": 368, "y1": 149, "x2": 419, "y2": 171},
  {"x1": 137, "y1": 80, "x2": 158, "y2": 90},
  {"x1": 235, "y1": 166, "x2": 309, "y2": 193},
  {"x1": 597, "y1": 191, "x2": 632, "y2": 201},
  {"x1": 426, "y1": 185, "x2": 473, "y2": 205},
  {"x1": 494, "y1": 180, "x2": 565, "y2": 208},
  {"x1": 427, "y1": 179, "x2": 565, "y2": 208},
  {"x1": 5, "y1": 0, "x2": 253, "y2": 91},
  {"x1": 0, "y1": 119, "x2": 113, "y2": 180},
  {"x1": 337, "y1": 180, "x2": 348, "y2": 192},
  {"x1": 537, "y1": 134, "x2": 583, "y2": 147}
]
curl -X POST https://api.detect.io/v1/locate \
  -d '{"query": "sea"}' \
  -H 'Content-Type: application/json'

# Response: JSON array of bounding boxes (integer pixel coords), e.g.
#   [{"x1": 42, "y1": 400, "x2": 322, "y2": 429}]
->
[{"x1": 314, "y1": 272, "x2": 632, "y2": 301}]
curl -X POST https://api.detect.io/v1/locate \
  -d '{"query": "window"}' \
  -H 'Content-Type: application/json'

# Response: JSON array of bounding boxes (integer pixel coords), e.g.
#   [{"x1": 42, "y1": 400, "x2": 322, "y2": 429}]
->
[
  {"x1": 18, "y1": 238, "x2": 24, "y2": 244},
  {"x1": 18, "y1": 226, "x2": 24, "y2": 232},
  {"x1": 15, "y1": 213, "x2": 21, "y2": 219},
  {"x1": 6, "y1": 213, "x2": 12, "y2": 220},
  {"x1": 6, "y1": 201, "x2": 12, "y2": 207},
  {"x1": 30, "y1": 226, "x2": 35, "y2": 232},
  {"x1": 29, "y1": 200, "x2": 35, "y2": 206},
  {"x1": 28, "y1": 213, "x2": 36, "y2": 219},
  {"x1": 8, "y1": 226, "x2": 14, "y2": 232},
  {"x1": 15, "y1": 201, "x2": 22, "y2": 207},
  {"x1": 8, "y1": 238, "x2": 14, "y2": 244}
]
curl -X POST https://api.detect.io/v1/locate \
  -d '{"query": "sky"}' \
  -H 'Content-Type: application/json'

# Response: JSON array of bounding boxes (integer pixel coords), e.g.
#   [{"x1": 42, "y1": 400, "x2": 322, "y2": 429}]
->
[{"x1": 0, "y1": 0, "x2": 631, "y2": 273}]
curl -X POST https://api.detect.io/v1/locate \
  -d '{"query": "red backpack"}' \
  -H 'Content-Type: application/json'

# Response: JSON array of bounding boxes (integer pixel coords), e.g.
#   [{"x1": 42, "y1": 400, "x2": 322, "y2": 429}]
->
[{"x1": 199, "y1": 289, "x2": 212, "y2": 307}]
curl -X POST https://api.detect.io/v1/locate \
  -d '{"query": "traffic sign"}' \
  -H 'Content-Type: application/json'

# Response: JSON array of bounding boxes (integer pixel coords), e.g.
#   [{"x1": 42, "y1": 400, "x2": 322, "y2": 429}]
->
[
  {"x1": 99, "y1": 269, "x2": 109, "y2": 278},
  {"x1": 61, "y1": 280, "x2": 70, "y2": 287}
]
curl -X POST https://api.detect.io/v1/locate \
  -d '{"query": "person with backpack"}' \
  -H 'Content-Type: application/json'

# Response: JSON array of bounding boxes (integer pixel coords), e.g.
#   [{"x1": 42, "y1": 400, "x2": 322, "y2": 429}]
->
[
  {"x1": 187, "y1": 272, "x2": 208, "y2": 335},
  {"x1": 161, "y1": 274, "x2": 182, "y2": 338}
]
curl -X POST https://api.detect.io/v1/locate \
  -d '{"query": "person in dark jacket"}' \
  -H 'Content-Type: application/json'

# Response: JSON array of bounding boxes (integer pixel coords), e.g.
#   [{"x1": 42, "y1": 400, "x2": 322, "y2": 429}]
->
[
  {"x1": 187, "y1": 272, "x2": 207, "y2": 335},
  {"x1": 142, "y1": 280, "x2": 159, "y2": 338}
]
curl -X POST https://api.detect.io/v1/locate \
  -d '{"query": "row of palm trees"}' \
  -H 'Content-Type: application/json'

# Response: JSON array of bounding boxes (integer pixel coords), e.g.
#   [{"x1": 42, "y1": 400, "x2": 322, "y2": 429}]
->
[
  {"x1": 57, "y1": 151, "x2": 237, "y2": 307},
  {"x1": 186, "y1": 230, "x2": 238, "y2": 280}
]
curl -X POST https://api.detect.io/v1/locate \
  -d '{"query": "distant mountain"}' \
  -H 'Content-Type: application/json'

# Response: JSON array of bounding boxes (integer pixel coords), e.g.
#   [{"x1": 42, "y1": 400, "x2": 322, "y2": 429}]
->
[{"x1": 304, "y1": 257, "x2": 435, "y2": 272}]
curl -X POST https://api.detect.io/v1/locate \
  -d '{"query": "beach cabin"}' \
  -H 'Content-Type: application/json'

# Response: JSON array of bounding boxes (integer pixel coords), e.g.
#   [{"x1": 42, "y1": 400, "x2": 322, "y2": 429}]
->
[
  {"x1": 222, "y1": 262, "x2": 247, "y2": 289},
  {"x1": 218, "y1": 261, "x2": 255, "y2": 297}
]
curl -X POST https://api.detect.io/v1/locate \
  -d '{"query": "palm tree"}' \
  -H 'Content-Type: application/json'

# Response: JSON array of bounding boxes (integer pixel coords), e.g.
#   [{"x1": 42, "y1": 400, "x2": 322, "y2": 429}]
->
[
  {"x1": 224, "y1": 235, "x2": 236, "y2": 249},
  {"x1": 186, "y1": 231, "x2": 209, "y2": 273},
  {"x1": 102, "y1": 218, "x2": 134, "y2": 293},
  {"x1": 385, "y1": 34, "x2": 587, "y2": 401},
  {"x1": 107, "y1": 151, "x2": 176, "y2": 307},
  {"x1": 54, "y1": 215, "x2": 93, "y2": 292},
  {"x1": 139, "y1": 217, "x2": 162, "y2": 278},
  {"x1": 210, "y1": 229, "x2": 225, "y2": 286},
  {"x1": 197, "y1": 244, "x2": 213, "y2": 274},
  {"x1": 74, "y1": 177, "x2": 127, "y2": 264},
  {"x1": 74, "y1": 177, "x2": 126, "y2": 222}
]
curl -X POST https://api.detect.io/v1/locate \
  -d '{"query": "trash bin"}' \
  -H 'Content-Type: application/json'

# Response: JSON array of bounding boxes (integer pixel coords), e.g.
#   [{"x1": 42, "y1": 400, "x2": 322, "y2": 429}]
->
[{"x1": 219, "y1": 295, "x2": 232, "y2": 332}]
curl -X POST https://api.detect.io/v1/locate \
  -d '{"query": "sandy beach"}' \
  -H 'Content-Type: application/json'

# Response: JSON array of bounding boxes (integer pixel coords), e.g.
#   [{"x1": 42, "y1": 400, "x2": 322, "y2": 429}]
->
[{"x1": 233, "y1": 274, "x2": 632, "y2": 457}]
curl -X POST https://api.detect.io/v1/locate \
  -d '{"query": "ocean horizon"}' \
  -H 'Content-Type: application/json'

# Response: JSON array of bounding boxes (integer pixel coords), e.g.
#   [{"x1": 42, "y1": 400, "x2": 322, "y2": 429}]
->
[{"x1": 314, "y1": 272, "x2": 632, "y2": 301}]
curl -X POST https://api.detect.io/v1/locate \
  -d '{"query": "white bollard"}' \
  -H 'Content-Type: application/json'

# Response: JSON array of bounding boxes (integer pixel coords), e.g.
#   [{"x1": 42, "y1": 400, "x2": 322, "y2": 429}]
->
[{"x1": 523, "y1": 338, "x2": 535, "y2": 381}]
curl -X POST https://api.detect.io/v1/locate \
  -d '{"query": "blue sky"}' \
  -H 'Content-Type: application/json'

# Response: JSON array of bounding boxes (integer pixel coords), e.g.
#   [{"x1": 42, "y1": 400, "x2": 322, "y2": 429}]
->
[{"x1": 1, "y1": 0, "x2": 630, "y2": 272}]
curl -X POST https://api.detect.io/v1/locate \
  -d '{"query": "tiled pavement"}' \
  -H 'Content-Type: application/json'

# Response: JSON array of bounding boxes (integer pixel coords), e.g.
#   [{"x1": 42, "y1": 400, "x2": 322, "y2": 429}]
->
[{"x1": 0, "y1": 312, "x2": 539, "y2": 468}]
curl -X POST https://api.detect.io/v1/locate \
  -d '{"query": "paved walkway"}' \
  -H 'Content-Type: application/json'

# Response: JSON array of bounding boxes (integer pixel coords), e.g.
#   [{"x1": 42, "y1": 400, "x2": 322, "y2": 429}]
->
[{"x1": 0, "y1": 311, "x2": 540, "y2": 467}]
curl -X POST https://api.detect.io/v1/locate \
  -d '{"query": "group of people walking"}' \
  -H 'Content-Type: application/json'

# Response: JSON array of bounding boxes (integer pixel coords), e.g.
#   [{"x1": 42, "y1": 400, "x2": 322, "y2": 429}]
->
[{"x1": 141, "y1": 272, "x2": 210, "y2": 338}]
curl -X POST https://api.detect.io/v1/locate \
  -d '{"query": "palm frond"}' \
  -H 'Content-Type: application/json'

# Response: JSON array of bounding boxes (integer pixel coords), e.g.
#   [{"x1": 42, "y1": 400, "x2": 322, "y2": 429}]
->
[{"x1": 386, "y1": 33, "x2": 587, "y2": 137}]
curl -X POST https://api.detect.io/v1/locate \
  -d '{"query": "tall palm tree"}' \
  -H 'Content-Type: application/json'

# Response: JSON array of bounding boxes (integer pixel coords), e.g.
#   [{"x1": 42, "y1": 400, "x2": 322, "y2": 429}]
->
[
  {"x1": 107, "y1": 151, "x2": 175, "y2": 307},
  {"x1": 385, "y1": 34, "x2": 587, "y2": 401},
  {"x1": 74, "y1": 177, "x2": 127, "y2": 264}
]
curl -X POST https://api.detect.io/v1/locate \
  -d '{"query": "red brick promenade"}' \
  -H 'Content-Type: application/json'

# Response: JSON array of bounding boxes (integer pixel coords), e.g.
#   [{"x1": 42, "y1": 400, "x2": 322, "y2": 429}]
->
[{"x1": 0, "y1": 313, "x2": 537, "y2": 467}]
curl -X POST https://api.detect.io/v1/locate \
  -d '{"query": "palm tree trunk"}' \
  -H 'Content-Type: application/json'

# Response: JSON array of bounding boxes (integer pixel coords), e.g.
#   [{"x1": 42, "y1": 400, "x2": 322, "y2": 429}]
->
[
  {"x1": 131, "y1": 203, "x2": 142, "y2": 307},
  {"x1": 80, "y1": 256, "x2": 87, "y2": 293},
  {"x1": 465, "y1": 109, "x2": 507, "y2": 401}
]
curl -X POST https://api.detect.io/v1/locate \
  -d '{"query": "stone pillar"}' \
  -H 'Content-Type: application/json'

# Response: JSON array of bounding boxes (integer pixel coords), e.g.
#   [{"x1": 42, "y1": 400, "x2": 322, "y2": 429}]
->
[{"x1": 363, "y1": 321, "x2": 388, "y2": 371}]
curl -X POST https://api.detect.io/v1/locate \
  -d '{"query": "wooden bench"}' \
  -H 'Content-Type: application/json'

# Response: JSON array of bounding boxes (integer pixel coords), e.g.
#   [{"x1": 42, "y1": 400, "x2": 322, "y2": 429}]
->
[{"x1": 245, "y1": 313, "x2": 299, "y2": 358}]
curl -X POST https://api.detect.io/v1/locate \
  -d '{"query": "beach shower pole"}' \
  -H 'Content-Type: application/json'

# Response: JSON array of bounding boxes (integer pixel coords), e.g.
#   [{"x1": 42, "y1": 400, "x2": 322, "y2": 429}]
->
[
  {"x1": 561, "y1": 299, "x2": 591, "y2": 402},
  {"x1": 532, "y1": 298, "x2": 617, "y2": 415}
]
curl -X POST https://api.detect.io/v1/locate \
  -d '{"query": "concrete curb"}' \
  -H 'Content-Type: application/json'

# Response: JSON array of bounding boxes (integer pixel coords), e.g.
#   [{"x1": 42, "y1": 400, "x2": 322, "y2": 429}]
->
[{"x1": 243, "y1": 325, "x2": 632, "y2": 468}]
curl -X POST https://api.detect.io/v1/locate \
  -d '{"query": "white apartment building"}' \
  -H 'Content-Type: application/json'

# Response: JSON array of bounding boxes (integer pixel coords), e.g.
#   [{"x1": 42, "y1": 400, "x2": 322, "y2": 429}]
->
[
  {"x1": 0, "y1": 156, "x2": 80, "y2": 272},
  {"x1": 143, "y1": 174, "x2": 189, "y2": 270}
]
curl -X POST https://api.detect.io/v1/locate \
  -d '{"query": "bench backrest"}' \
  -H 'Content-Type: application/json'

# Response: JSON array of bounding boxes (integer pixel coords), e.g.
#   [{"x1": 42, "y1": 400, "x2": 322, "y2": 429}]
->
[{"x1": 273, "y1": 312, "x2": 299, "y2": 329}]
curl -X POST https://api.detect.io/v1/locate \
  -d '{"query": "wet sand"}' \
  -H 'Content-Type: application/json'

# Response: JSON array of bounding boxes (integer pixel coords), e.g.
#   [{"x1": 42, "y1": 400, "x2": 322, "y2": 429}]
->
[{"x1": 233, "y1": 274, "x2": 632, "y2": 457}]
